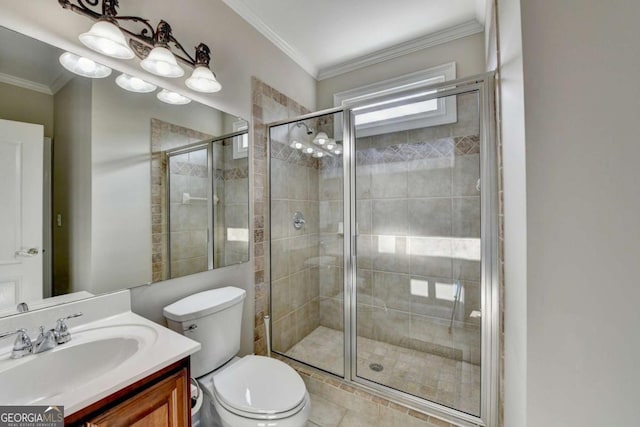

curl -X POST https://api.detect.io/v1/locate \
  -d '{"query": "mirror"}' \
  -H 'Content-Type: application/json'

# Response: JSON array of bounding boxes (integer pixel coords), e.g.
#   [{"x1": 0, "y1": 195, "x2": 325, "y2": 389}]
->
[{"x1": 0, "y1": 26, "x2": 250, "y2": 317}]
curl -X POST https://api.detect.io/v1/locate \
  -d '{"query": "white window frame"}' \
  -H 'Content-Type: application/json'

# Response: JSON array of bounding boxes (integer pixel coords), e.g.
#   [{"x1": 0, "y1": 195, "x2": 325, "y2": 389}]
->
[
  {"x1": 232, "y1": 119, "x2": 249, "y2": 159},
  {"x1": 333, "y1": 62, "x2": 457, "y2": 137}
]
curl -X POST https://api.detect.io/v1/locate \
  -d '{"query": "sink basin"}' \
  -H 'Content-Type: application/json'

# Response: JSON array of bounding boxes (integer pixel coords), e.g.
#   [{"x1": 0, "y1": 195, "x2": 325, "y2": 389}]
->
[{"x1": 0, "y1": 324, "x2": 157, "y2": 405}]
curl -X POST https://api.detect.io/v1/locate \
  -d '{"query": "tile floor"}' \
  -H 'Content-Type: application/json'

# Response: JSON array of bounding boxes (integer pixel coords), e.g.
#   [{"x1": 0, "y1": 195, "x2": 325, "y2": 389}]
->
[{"x1": 288, "y1": 326, "x2": 480, "y2": 417}]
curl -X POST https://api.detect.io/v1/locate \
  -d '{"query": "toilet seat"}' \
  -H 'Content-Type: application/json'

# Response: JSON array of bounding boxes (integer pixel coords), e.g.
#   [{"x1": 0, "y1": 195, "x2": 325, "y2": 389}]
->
[{"x1": 212, "y1": 355, "x2": 307, "y2": 420}]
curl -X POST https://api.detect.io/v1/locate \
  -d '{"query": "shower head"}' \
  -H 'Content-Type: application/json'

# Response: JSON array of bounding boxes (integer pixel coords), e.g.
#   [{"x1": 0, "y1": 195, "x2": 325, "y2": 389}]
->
[{"x1": 295, "y1": 121, "x2": 314, "y2": 135}]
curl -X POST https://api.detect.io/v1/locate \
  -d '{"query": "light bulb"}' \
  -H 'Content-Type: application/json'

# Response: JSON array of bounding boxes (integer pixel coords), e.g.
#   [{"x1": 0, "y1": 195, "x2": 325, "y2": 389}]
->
[
  {"x1": 305, "y1": 147, "x2": 314, "y2": 154},
  {"x1": 313, "y1": 131, "x2": 329, "y2": 145},
  {"x1": 77, "y1": 57, "x2": 97, "y2": 73},
  {"x1": 334, "y1": 149, "x2": 342, "y2": 155},
  {"x1": 326, "y1": 143, "x2": 335, "y2": 151},
  {"x1": 157, "y1": 89, "x2": 191, "y2": 105},
  {"x1": 79, "y1": 20, "x2": 134, "y2": 59},
  {"x1": 59, "y1": 52, "x2": 111, "y2": 78},
  {"x1": 313, "y1": 152, "x2": 324, "y2": 158},
  {"x1": 115, "y1": 74, "x2": 157, "y2": 93}
]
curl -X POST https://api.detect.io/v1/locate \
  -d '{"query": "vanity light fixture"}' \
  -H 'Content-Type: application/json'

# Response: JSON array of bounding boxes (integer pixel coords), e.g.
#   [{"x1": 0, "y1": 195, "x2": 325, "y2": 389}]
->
[
  {"x1": 185, "y1": 44, "x2": 222, "y2": 93},
  {"x1": 115, "y1": 73, "x2": 157, "y2": 93},
  {"x1": 157, "y1": 89, "x2": 191, "y2": 105},
  {"x1": 79, "y1": 20, "x2": 135, "y2": 59},
  {"x1": 59, "y1": 52, "x2": 112, "y2": 78},
  {"x1": 140, "y1": 21, "x2": 184, "y2": 78},
  {"x1": 59, "y1": 0, "x2": 222, "y2": 92}
]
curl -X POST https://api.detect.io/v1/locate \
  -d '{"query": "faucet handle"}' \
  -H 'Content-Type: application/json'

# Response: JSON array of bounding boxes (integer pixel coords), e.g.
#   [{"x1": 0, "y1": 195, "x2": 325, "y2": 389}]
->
[
  {"x1": 54, "y1": 312, "x2": 83, "y2": 344},
  {"x1": 0, "y1": 328, "x2": 33, "y2": 359}
]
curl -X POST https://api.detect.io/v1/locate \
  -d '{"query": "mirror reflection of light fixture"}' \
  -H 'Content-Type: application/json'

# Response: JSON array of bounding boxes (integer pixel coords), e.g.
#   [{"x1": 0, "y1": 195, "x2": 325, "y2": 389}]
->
[
  {"x1": 79, "y1": 20, "x2": 134, "y2": 59},
  {"x1": 157, "y1": 89, "x2": 191, "y2": 105},
  {"x1": 289, "y1": 141, "x2": 303, "y2": 150},
  {"x1": 59, "y1": 0, "x2": 222, "y2": 92},
  {"x1": 312, "y1": 131, "x2": 329, "y2": 145},
  {"x1": 115, "y1": 73, "x2": 157, "y2": 93},
  {"x1": 59, "y1": 52, "x2": 112, "y2": 78}
]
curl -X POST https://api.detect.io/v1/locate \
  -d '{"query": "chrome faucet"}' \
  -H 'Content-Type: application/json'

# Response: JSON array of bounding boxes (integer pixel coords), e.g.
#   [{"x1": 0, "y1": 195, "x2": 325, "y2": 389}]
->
[
  {"x1": 33, "y1": 326, "x2": 57, "y2": 354},
  {"x1": 53, "y1": 313, "x2": 83, "y2": 344},
  {"x1": 0, "y1": 312, "x2": 83, "y2": 359},
  {"x1": 0, "y1": 329, "x2": 33, "y2": 359}
]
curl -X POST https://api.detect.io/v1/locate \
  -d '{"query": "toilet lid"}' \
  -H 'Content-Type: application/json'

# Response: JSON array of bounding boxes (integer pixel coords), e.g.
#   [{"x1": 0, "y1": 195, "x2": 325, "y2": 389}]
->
[{"x1": 213, "y1": 355, "x2": 306, "y2": 415}]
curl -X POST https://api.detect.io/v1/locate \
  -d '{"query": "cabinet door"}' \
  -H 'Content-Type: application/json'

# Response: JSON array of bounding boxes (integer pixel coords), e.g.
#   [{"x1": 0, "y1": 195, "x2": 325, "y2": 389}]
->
[{"x1": 85, "y1": 368, "x2": 189, "y2": 427}]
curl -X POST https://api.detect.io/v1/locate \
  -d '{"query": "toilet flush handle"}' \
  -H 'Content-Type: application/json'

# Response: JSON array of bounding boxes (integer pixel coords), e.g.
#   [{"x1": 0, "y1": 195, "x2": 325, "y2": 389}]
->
[{"x1": 184, "y1": 324, "x2": 198, "y2": 333}]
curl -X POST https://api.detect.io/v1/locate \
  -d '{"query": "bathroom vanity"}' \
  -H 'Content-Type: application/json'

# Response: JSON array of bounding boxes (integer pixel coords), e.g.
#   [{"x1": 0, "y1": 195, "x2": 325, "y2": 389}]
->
[
  {"x1": 0, "y1": 290, "x2": 201, "y2": 425},
  {"x1": 65, "y1": 358, "x2": 190, "y2": 426}
]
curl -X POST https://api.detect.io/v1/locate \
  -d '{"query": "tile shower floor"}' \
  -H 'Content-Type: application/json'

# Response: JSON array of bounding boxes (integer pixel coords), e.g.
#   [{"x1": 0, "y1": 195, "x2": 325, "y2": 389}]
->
[{"x1": 288, "y1": 326, "x2": 480, "y2": 417}]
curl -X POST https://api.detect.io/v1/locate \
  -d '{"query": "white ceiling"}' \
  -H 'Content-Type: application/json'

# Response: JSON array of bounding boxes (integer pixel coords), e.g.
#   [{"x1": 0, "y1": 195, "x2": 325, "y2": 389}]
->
[{"x1": 221, "y1": 0, "x2": 486, "y2": 79}]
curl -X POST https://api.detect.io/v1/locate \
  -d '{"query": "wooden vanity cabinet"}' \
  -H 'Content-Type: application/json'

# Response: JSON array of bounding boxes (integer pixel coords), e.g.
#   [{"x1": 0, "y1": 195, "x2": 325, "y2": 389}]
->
[{"x1": 65, "y1": 357, "x2": 191, "y2": 427}]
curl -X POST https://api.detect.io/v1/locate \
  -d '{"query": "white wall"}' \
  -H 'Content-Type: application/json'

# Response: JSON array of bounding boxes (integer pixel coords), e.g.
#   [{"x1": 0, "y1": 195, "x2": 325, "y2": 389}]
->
[
  {"x1": 316, "y1": 33, "x2": 486, "y2": 110},
  {"x1": 521, "y1": 1, "x2": 640, "y2": 425},
  {"x1": 494, "y1": 0, "x2": 528, "y2": 426},
  {"x1": 0, "y1": 82, "x2": 54, "y2": 138},
  {"x1": 89, "y1": 74, "x2": 223, "y2": 295},
  {"x1": 0, "y1": 0, "x2": 316, "y2": 357},
  {"x1": 53, "y1": 77, "x2": 93, "y2": 296}
]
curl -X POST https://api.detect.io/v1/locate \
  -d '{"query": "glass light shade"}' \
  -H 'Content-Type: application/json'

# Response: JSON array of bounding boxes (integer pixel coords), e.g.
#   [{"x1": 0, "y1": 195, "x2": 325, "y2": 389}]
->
[
  {"x1": 313, "y1": 132, "x2": 329, "y2": 145},
  {"x1": 334, "y1": 149, "x2": 342, "y2": 155},
  {"x1": 304, "y1": 147, "x2": 314, "y2": 154},
  {"x1": 79, "y1": 20, "x2": 134, "y2": 59},
  {"x1": 185, "y1": 66, "x2": 222, "y2": 93},
  {"x1": 289, "y1": 141, "x2": 303, "y2": 150},
  {"x1": 157, "y1": 89, "x2": 191, "y2": 105},
  {"x1": 59, "y1": 52, "x2": 112, "y2": 78},
  {"x1": 115, "y1": 74, "x2": 157, "y2": 93},
  {"x1": 140, "y1": 46, "x2": 184, "y2": 78},
  {"x1": 313, "y1": 151, "x2": 324, "y2": 158},
  {"x1": 326, "y1": 143, "x2": 335, "y2": 151}
]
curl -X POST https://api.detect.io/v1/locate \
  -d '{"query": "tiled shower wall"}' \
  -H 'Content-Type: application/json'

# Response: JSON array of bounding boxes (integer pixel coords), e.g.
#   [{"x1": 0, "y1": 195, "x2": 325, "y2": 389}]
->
[
  {"x1": 252, "y1": 77, "x2": 310, "y2": 356},
  {"x1": 318, "y1": 93, "x2": 482, "y2": 364},
  {"x1": 219, "y1": 138, "x2": 250, "y2": 268},
  {"x1": 168, "y1": 149, "x2": 210, "y2": 278},
  {"x1": 150, "y1": 119, "x2": 212, "y2": 282},
  {"x1": 270, "y1": 141, "x2": 321, "y2": 351}
]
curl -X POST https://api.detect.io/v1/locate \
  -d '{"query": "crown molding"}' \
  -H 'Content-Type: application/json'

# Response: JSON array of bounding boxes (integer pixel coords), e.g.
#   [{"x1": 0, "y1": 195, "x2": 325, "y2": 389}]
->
[
  {"x1": 0, "y1": 72, "x2": 53, "y2": 95},
  {"x1": 49, "y1": 71, "x2": 73, "y2": 95},
  {"x1": 317, "y1": 20, "x2": 484, "y2": 80},
  {"x1": 221, "y1": 0, "x2": 318, "y2": 78}
]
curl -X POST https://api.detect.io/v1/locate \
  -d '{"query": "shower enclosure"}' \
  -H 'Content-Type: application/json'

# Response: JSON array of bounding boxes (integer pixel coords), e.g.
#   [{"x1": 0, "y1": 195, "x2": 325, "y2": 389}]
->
[
  {"x1": 268, "y1": 74, "x2": 498, "y2": 426},
  {"x1": 161, "y1": 131, "x2": 249, "y2": 280}
]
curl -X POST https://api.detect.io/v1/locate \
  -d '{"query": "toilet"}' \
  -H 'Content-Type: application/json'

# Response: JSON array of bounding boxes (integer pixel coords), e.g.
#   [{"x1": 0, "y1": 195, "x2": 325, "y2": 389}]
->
[{"x1": 163, "y1": 287, "x2": 310, "y2": 427}]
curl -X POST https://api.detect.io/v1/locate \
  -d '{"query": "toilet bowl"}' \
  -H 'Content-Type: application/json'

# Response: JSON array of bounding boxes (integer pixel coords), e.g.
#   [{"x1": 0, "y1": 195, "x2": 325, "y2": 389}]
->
[{"x1": 163, "y1": 287, "x2": 310, "y2": 427}]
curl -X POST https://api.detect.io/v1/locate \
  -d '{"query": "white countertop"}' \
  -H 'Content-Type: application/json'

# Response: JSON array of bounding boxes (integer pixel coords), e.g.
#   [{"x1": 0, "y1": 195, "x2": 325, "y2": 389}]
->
[{"x1": 0, "y1": 310, "x2": 200, "y2": 416}]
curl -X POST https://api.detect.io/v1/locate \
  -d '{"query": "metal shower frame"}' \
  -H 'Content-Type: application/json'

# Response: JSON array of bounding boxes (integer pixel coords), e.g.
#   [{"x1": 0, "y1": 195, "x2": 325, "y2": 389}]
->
[{"x1": 266, "y1": 72, "x2": 499, "y2": 427}]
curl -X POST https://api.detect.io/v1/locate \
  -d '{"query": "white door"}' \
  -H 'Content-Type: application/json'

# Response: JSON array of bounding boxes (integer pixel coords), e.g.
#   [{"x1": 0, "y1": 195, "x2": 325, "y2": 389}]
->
[{"x1": 0, "y1": 119, "x2": 44, "y2": 311}]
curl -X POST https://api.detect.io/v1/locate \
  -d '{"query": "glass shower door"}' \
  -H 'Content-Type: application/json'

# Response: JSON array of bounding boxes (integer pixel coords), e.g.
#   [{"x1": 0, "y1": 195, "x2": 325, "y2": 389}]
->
[
  {"x1": 352, "y1": 90, "x2": 483, "y2": 416},
  {"x1": 269, "y1": 111, "x2": 346, "y2": 376}
]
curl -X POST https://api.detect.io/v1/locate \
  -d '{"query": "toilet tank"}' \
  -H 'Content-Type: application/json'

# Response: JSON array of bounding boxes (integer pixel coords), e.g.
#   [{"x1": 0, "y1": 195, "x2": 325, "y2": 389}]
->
[{"x1": 163, "y1": 287, "x2": 246, "y2": 378}]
